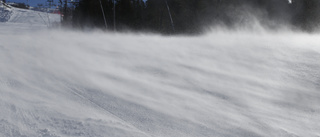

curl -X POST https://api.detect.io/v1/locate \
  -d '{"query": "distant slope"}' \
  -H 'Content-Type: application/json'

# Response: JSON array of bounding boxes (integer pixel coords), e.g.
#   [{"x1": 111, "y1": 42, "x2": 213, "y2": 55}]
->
[
  {"x1": 0, "y1": 2, "x2": 59, "y2": 26},
  {"x1": 8, "y1": 8, "x2": 60, "y2": 25}
]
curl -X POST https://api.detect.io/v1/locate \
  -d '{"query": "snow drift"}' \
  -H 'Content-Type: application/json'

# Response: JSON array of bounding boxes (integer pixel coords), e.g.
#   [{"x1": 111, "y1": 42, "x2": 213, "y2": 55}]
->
[{"x1": 0, "y1": 5, "x2": 320, "y2": 137}]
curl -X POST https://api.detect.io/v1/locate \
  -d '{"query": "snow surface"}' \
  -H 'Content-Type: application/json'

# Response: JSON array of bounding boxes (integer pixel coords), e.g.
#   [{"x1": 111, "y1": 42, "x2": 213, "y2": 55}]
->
[{"x1": 1, "y1": 4, "x2": 320, "y2": 137}]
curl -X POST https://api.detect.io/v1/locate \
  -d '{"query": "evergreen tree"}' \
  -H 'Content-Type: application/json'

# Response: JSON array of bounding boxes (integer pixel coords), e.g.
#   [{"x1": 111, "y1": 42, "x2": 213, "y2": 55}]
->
[
  {"x1": 291, "y1": 0, "x2": 320, "y2": 31},
  {"x1": 144, "y1": 0, "x2": 163, "y2": 31},
  {"x1": 116, "y1": 0, "x2": 135, "y2": 29},
  {"x1": 69, "y1": 0, "x2": 320, "y2": 34}
]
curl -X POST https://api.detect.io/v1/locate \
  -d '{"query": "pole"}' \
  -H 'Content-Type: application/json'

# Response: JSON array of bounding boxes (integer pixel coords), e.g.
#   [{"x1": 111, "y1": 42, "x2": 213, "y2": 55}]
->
[
  {"x1": 99, "y1": 0, "x2": 108, "y2": 29},
  {"x1": 113, "y1": 0, "x2": 116, "y2": 31},
  {"x1": 64, "y1": 0, "x2": 67, "y2": 21},
  {"x1": 46, "y1": 1, "x2": 51, "y2": 26},
  {"x1": 165, "y1": 0, "x2": 175, "y2": 33}
]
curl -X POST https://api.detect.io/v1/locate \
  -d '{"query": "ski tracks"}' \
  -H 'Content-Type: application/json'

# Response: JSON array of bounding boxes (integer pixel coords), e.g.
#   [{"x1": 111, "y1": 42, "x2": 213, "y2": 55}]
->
[{"x1": 66, "y1": 85, "x2": 153, "y2": 137}]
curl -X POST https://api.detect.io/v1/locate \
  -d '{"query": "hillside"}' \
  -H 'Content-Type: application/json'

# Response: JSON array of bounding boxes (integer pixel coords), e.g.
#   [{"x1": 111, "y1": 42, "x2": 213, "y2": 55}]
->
[{"x1": 0, "y1": 2, "x2": 59, "y2": 27}]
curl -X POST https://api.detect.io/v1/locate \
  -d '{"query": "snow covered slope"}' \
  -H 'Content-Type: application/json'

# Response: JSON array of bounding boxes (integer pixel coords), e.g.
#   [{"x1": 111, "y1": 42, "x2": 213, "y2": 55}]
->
[
  {"x1": 8, "y1": 8, "x2": 59, "y2": 25},
  {"x1": 0, "y1": 2, "x2": 59, "y2": 27},
  {"x1": 1, "y1": 5, "x2": 320, "y2": 137}
]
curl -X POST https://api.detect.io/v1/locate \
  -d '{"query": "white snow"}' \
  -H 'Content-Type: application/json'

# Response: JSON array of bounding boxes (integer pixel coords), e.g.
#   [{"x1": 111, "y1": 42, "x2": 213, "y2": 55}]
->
[{"x1": 1, "y1": 5, "x2": 320, "y2": 137}]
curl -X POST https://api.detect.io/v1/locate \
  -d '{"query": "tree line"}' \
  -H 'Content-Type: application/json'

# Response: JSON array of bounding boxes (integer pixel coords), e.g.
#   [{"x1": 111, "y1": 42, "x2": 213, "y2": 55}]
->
[{"x1": 59, "y1": 0, "x2": 320, "y2": 34}]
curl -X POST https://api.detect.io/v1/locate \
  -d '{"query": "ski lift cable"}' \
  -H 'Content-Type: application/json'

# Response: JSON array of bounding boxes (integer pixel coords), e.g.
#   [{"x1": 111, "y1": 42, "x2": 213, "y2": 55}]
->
[{"x1": 98, "y1": 0, "x2": 108, "y2": 28}]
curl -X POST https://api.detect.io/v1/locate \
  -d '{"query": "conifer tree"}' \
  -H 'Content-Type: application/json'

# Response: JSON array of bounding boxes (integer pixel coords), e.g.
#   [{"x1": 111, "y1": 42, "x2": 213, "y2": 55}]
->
[
  {"x1": 292, "y1": 0, "x2": 320, "y2": 31},
  {"x1": 69, "y1": 0, "x2": 320, "y2": 33}
]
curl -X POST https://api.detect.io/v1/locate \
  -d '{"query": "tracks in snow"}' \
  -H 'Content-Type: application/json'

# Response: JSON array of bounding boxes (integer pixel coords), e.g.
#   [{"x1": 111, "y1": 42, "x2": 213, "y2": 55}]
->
[{"x1": 66, "y1": 85, "x2": 152, "y2": 137}]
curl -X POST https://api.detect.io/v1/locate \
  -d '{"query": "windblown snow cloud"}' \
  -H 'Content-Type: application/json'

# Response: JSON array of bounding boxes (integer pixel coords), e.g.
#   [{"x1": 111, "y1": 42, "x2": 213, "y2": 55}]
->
[{"x1": 0, "y1": 4, "x2": 320, "y2": 137}]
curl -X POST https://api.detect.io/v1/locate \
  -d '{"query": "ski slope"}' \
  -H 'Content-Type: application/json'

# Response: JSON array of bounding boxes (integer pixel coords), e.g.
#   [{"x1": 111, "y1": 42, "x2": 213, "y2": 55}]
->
[
  {"x1": 0, "y1": 2, "x2": 59, "y2": 29},
  {"x1": 1, "y1": 4, "x2": 320, "y2": 137}
]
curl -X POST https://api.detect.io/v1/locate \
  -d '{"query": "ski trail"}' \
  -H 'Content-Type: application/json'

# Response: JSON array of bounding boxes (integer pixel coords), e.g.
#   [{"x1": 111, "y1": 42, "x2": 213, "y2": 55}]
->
[
  {"x1": 7, "y1": 8, "x2": 20, "y2": 23},
  {"x1": 38, "y1": 12, "x2": 48, "y2": 26},
  {"x1": 4, "y1": 7, "x2": 58, "y2": 26}
]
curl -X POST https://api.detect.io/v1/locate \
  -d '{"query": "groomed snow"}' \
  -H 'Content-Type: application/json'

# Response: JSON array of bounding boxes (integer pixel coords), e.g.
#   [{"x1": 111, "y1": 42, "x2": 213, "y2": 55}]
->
[{"x1": 1, "y1": 5, "x2": 320, "y2": 137}]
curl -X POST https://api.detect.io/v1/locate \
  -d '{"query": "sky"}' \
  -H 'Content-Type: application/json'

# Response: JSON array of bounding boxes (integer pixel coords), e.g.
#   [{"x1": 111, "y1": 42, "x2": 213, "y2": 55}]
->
[{"x1": 6, "y1": 0, "x2": 49, "y2": 6}]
